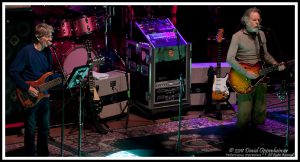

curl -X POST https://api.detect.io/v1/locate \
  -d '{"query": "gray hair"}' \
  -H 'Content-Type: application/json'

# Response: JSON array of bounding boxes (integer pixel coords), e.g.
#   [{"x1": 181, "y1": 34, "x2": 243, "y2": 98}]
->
[
  {"x1": 34, "y1": 23, "x2": 54, "y2": 38},
  {"x1": 241, "y1": 7, "x2": 261, "y2": 25}
]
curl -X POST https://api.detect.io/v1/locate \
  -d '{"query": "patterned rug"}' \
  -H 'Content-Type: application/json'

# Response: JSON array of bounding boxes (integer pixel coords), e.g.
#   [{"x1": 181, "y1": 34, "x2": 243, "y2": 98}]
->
[
  {"x1": 5, "y1": 109, "x2": 295, "y2": 158},
  {"x1": 5, "y1": 93, "x2": 296, "y2": 158}
]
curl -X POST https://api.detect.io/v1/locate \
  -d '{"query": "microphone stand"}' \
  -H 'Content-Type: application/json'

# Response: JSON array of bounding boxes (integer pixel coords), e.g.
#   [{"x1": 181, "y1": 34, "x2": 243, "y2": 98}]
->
[
  {"x1": 277, "y1": 70, "x2": 294, "y2": 152},
  {"x1": 285, "y1": 79, "x2": 291, "y2": 151},
  {"x1": 65, "y1": 64, "x2": 90, "y2": 156},
  {"x1": 51, "y1": 47, "x2": 67, "y2": 156},
  {"x1": 77, "y1": 75, "x2": 85, "y2": 157},
  {"x1": 123, "y1": 51, "x2": 131, "y2": 129},
  {"x1": 265, "y1": 27, "x2": 294, "y2": 151},
  {"x1": 174, "y1": 29, "x2": 185, "y2": 156},
  {"x1": 113, "y1": 47, "x2": 131, "y2": 129},
  {"x1": 103, "y1": 5, "x2": 115, "y2": 71},
  {"x1": 129, "y1": 6, "x2": 134, "y2": 39}
]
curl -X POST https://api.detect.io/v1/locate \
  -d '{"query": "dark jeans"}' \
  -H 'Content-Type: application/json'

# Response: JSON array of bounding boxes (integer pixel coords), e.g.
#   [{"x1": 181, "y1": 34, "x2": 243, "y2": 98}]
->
[{"x1": 24, "y1": 98, "x2": 50, "y2": 156}]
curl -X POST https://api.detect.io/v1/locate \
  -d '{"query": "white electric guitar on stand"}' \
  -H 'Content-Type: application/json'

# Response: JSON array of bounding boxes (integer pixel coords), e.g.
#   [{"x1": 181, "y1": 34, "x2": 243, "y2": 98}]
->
[{"x1": 212, "y1": 28, "x2": 230, "y2": 102}]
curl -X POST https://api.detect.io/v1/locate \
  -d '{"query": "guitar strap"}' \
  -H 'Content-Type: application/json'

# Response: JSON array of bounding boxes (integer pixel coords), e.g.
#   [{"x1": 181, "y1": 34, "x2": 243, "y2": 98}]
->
[{"x1": 256, "y1": 32, "x2": 265, "y2": 61}]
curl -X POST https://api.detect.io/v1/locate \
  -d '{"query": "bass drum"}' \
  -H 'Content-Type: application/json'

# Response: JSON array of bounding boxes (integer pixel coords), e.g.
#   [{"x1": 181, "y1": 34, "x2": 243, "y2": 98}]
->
[
  {"x1": 51, "y1": 40, "x2": 78, "y2": 72},
  {"x1": 62, "y1": 45, "x2": 99, "y2": 75},
  {"x1": 51, "y1": 40, "x2": 99, "y2": 74}
]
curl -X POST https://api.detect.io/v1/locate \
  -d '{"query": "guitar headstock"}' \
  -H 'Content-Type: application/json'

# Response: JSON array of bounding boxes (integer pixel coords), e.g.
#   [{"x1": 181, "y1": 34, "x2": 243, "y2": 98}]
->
[
  {"x1": 216, "y1": 28, "x2": 224, "y2": 43},
  {"x1": 85, "y1": 39, "x2": 92, "y2": 53},
  {"x1": 89, "y1": 57, "x2": 105, "y2": 67}
]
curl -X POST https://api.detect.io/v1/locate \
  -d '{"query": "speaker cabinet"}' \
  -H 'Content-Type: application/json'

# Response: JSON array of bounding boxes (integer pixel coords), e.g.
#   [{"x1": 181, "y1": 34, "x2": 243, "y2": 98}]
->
[
  {"x1": 94, "y1": 70, "x2": 129, "y2": 119},
  {"x1": 5, "y1": 9, "x2": 34, "y2": 127}
]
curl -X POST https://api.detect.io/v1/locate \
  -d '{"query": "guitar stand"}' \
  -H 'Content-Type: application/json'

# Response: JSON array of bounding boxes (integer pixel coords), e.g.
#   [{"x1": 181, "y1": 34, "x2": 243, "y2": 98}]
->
[
  {"x1": 202, "y1": 98, "x2": 235, "y2": 120},
  {"x1": 200, "y1": 66, "x2": 237, "y2": 120},
  {"x1": 200, "y1": 66, "x2": 222, "y2": 120},
  {"x1": 203, "y1": 103, "x2": 223, "y2": 120},
  {"x1": 122, "y1": 95, "x2": 134, "y2": 130},
  {"x1": 225, "y1": 100, "x2": 235, "y2": 112},
  {"x1": 82, "y1": 90, "x2": 111, "y2": 134},
  {"x1": 93, "y1": 114, "x2": 112, "y2": 133}
]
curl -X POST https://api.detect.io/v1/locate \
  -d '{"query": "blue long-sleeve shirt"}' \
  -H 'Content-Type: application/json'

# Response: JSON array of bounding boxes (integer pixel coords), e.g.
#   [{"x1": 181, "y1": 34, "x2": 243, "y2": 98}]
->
[{"x1": 9, "y1": 43, "x2": 54, "y2": 92}]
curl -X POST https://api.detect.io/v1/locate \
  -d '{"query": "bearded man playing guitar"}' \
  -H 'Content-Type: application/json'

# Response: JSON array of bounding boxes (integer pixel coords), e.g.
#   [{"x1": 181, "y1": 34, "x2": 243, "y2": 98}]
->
[
  {"x1": 226, "y1": 7, "x2": 286, "y2": 130},
  {"x1": 9, "y1": 23, "x2": 62, "y2": 156}
]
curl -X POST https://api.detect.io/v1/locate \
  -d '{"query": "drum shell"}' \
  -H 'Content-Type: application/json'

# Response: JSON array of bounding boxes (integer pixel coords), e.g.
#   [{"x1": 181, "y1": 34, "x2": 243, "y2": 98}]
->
[
  {"x1": 56, "y1": 19, "x2": 73, "y2": 38},
  {"x1": 73, "y1": 15, "x2": 97, "y2": 36}
]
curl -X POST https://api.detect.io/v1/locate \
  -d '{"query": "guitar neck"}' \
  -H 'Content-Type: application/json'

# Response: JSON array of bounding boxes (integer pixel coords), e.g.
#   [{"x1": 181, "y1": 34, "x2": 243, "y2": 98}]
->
[
  {"x1": 215, "y1": 28, "x2": 224, "y2": 78},
  {"x1": 39, "y1": 77, "x2": 63, "y2": 92},
  {"x1": 216, "y1": 42, "x2": 222, "y2": 77},
  {"x1": 87, "y1": 52, "x2": 94, "y2": 93},
  {"x1": 88, "y1": 69, "x2": 94, "y2": 93},
  {"x1": 85, "y1": 39, "x2": 95, "y2": 93},
  {"x1": 259, "y1": 64, "x2": 278, "y2": 76},
  {"x1": 259, "y1": 60, "x2": 294, "y2": 76}
]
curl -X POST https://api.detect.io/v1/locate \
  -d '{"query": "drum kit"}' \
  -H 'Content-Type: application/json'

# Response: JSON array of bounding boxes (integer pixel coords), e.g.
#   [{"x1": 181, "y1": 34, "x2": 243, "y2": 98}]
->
[
  {"x1": 47, "y1": 5, "x2": 111, "y2": 75},
  {"x1": 39, "y1": 6, "x2": 118, "y2": 135}
]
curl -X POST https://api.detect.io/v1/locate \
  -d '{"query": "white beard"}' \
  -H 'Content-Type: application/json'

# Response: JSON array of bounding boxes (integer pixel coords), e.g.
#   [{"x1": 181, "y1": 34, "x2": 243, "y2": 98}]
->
[{"x1": 246, "y1": 25, "x2": 259, "y2": 33}]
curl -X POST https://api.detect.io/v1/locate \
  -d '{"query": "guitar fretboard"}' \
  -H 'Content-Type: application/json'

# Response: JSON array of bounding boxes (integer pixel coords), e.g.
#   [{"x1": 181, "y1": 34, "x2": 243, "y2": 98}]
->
[
  {"x1": 259, "y1": 65, "x2": 278, "y2": 76},
  {"x1": 39, "y1": 77, "x2": 63, "y2": 92},
  {"x1": 216, "y1": 28, "x2": 224, "y2": 78},
  {"x1": 259, "y1": 60, "x2": 294, "y2": 76},
  {"x1": 216, "y1": 42, "x2": 222, "y2": 77}
]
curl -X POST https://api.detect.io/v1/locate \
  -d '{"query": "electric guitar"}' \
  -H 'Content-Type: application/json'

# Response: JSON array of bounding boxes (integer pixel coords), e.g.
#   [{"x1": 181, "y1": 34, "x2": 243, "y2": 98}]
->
[
  {"x1": 16, "y1": 72, "x2": 63, "y2": 109},
  {"x1": 211, "y1": 28, "x2": 230, "y2": 102},
  {"x1": 85, "y1": 40, "x2": 109, "y2": 133},
  {"x1": 228, "y1": 60, "x2": 294, "y2": 94},
  {"x1": 85, "y1": 39, "x2": 102, "y2": 114}
]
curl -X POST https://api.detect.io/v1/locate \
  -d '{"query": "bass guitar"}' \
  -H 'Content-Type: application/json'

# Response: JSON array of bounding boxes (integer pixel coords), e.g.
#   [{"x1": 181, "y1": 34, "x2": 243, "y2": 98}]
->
[
  {"x1": 228, "y1": 60, "x2": 294, "y2": 94},
  {"x1": 16, "y1": 72, "x2": 63, "y2": 109},
  {"x1": 212, "y1": 28, "x2": 230, "y2": 102}
]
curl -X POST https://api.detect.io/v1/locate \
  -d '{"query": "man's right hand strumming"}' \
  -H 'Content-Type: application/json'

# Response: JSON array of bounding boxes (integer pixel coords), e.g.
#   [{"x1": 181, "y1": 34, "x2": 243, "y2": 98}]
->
[
  {"x1": 28, "y1": 86, "x2": 39, "y2": 97},
  {"x1": 245, "y1": 70, "x2": 259, "y2": 79}
]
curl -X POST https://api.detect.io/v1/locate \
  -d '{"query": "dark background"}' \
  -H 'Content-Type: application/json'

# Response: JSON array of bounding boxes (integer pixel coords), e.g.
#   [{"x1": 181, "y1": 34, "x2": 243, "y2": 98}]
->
[{"x1": 4, "y1": 4, "x2": 296, "y2": 126}]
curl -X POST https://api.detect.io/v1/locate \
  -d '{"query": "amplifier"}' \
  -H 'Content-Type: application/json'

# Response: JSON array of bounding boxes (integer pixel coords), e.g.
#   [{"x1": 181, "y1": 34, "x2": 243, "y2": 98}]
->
[
  {"x1": 190, "y1": 62, "x2": 236, "y2": 106},
  {"x1": 94, "y1": 70, "x2": 129, "y2": 119}
]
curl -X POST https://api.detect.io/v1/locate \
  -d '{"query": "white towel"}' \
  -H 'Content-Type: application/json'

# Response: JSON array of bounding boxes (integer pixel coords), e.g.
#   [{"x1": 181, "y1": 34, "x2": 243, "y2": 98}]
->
[{"x1": 92, "y1": 71, "x2": 109, "y2": 80}]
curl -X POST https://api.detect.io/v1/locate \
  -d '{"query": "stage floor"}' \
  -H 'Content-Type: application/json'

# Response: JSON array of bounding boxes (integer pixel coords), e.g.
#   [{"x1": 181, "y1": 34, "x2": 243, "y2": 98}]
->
[{"x1": 4, "y1": 88, "x2": 296, "y2": 159}]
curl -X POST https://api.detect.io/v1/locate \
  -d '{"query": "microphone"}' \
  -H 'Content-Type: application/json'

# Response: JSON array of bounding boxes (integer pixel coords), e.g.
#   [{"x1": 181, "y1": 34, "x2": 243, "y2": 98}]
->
[
  {"x1": 258, "y1": 25, "x2": 271, "y2": 31},
  {"x1": 50, "y1": 44, "x2": 57, "y2": 50}
]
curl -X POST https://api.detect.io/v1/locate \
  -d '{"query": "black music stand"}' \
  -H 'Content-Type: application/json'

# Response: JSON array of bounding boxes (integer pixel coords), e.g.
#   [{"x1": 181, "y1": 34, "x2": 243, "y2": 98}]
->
[
  {"x1": 65, "y1": 65, "x2": 89, "y2": 157},
  {"x1": 66, "y1": 65, "x2": 89, "y2": 89}
]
